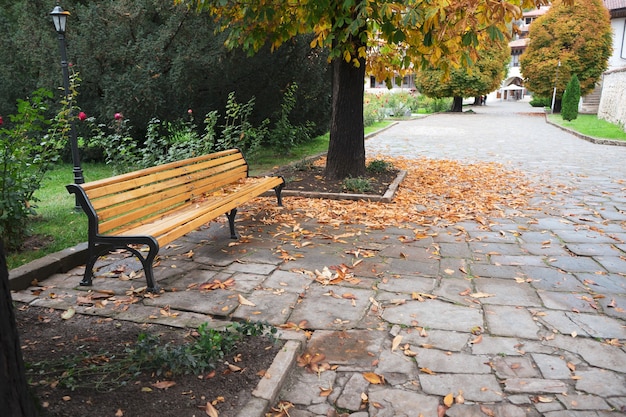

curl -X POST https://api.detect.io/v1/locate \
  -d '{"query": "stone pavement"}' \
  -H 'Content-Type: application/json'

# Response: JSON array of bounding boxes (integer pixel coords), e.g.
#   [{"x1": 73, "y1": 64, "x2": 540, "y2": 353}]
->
[{"x1": 11, "y1": 100, "x2": 626, "y2": 416}]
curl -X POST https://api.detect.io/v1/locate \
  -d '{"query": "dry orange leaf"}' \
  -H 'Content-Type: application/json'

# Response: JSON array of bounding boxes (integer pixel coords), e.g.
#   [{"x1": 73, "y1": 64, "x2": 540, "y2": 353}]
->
[
  {"x1": 363, "y1": 372, "x2": 385, "y2": 385},
  {"x1": 203, "y1": 401, "x2": 219, "y2": 417},
  {"x1": 152, "y1": 380, "x2": 176, "y2": 390},
  {"x1": 443, "y1": 393, "x2": 454, "y2": 407}
]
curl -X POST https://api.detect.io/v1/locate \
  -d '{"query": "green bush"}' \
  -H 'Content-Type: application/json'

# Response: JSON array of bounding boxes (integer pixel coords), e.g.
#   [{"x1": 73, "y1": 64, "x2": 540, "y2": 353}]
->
[
  {"x1": 367, "y1": 159, "x2": 394, "y2": 174},
  {"x1": 529, "y1": 96, "x2": 551, "y2": 107},
  {"x1": 0, "y1": 89, "x2": 65, "y2": 250},
  {"x1": 561, "y1": 75, "x2": 581, "y2": 122},
  {"x1": 342, "y1": 177, "x2": 372, "y2": 193},
  {"x1": 267, "y1": 83, "x2": 314, "y2": 153}
]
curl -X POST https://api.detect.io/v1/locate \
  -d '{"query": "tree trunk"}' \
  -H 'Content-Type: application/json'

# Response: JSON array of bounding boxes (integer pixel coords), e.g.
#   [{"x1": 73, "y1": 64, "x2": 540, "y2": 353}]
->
[
  {"x1": 0, "y1": 240, "x2": 38, "y2": 417},
  {"x1": 324, "y1": 55, "x2": 366, "y2": 180},
  {"x1": 450, "y1": 96, "x2": 463, "y2": 112}
]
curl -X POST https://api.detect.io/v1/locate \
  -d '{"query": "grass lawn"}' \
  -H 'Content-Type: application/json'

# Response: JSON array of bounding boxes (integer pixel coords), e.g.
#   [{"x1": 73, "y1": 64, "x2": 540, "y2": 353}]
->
[{"x1": 547, "y1": 114, "x2": 626, "y2": 141}]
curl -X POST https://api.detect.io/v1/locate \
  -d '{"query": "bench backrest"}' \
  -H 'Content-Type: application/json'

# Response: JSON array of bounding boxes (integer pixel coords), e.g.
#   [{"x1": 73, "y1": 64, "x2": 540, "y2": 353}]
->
[{"x1": 72, "y1": 149, "x2": 249, "y2": 235}]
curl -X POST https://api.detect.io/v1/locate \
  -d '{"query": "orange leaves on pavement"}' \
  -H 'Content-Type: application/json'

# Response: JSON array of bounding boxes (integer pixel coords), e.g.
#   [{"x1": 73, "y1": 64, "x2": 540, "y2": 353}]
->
[
  {"x1": 362, "y1": 372, "x2": 385, "y2": 385},
  {"x1": 246, "y1": 156, "x2": 535, "y2": 231},
  {"x1": 199, "y1": 278, "x2": 235, "y2": 291}
]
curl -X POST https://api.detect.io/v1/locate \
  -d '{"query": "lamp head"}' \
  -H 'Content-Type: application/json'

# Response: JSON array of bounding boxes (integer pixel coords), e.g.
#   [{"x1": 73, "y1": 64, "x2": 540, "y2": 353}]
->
[{"x1": 50, "y1": 5, "x2": 70, "y2": 34}]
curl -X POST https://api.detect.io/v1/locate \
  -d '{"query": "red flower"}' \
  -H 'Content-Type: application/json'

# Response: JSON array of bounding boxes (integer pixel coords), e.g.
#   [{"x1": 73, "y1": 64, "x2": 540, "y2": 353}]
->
[
  {"x1": 114, "y1": 113, "x2": 123, "y2": 120},
  {"x1": 78, "y1": 112, "x2": 87, "y2": 121},
  {"x1": 0, "y1": 116, "x2": 3, "y2": 126},
  {"x1": 187, "y1": 109, "x2": 193, "y2": 115}
]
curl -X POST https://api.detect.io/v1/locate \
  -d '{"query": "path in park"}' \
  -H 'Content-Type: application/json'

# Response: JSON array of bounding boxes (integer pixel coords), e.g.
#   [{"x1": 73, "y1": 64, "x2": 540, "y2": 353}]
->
[{"x1": 12, "y1": 100, "x2": 626, "y2": 417}]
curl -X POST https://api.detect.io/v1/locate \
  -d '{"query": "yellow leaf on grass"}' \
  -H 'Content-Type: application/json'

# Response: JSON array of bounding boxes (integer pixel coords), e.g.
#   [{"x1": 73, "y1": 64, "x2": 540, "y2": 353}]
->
[{"x1": 363, "y1": 372, "x2": 385, "y2": 384}]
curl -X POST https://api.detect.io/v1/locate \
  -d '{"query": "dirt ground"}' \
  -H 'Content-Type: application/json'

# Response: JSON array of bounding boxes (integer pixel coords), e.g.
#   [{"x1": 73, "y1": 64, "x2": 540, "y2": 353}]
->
[{"x1": 16, "y1": 304, "x2": 282, "y2": 417}]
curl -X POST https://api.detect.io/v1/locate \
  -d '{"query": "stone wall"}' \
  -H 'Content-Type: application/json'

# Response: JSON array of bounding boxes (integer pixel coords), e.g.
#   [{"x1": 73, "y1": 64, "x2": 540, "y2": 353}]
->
[{"x1": 598, "y1": 67, "x2": 626, "y2": 131}]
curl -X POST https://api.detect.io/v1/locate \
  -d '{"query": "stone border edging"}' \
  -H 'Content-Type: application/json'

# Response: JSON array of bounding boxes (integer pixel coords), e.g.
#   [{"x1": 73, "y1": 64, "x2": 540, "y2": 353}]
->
[
  {"x1": 545, "y1": 115, "x2": 626, "y2": 147},
  {"x1": 9, "y1": 242, "x2": 89, "y2": 291}
]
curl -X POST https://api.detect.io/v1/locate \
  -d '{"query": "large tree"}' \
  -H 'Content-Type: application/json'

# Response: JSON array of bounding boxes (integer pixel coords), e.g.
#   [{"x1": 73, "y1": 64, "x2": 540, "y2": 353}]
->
[
  {"x1": 178, "y1": 0, "x2": 567, "y2": 179},
  {"x1": 520, "y1": 0, "x2": 612, "y2": 110},
  {"x1": 0, "y1": 239, "x2": 38, "y2": 416},
  {"x1": 415, "y1": 34, "x2": 510, "y2": 112}
]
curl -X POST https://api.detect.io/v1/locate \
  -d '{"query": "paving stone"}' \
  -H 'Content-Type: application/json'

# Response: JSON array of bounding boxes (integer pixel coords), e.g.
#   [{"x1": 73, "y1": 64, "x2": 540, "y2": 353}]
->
[
  {"x1": 606, "y1": 397, "x2": 626, "y2": 413},
  {"x1": 279, "y1": 369, "x2": 336, "y2": 406},
  {"x1": 376, "y1": 275, "x2": 436, "y2": 294},
  {"x1": 492, "y1": 356, "x2": 540, "y2": 379},
  {"x1": 302, "y1": 330, "x2": 386, "y2": 371},
  {"x1": 547, "y1": 256, "x2": 605, "y2": 273},
  {"x1": 594, "y1": 256, "x2": 626, "y2": 274},
  {"x1": 575, "y1": 272, "x2": 626, "y2": 294},
  {"x1": 521, "y1": 266, "x2": 584, "y2": 292},
  {"x1": 537, "y1": 291, "x2": 602, "y2": 313},
  {"x1": 142, "y1": 288, "x2": 239, "y2": 317},
  {"x1": 375, "y1": 349, "x2": 419, "y2": 385},
  {"x1": 531, "y1": 353, "x2": 572, "y2": 379},
  {"x1": 553, "y1": 229, "x2": 617, "y2": 244},
  {"x1": 433, "y1": 277, "x2": 477, "y2": 306},
  {"x1": 382, "y1": 299, "x2": 483, "y2": 332},
  {"x1": 367, "y1": 387, "x2": 439, "y2": 417},
  {"x1": 545, "y1": 334, "x2": 626, "y2": 373},
  {"x1": 469, "y1": 242, "x2": 525, "y2": 257},
  {"x1": 534, "y1": 399, "x2": 565, "y2": 413},
  {"x1": 381, "y1": 255, "x2": 440, "y2": 277},
  {"x1": 446, "y1": 404, "x2": 528, "y2": 417},
  {"x1": 335, "y1": 372, "x2": 371, "y2": 411},
  {"x1": 565, "y1": 311, "x2": 626, "y2": 339},
  {"x1": 484, "y1": 305, "x2": 541, "y2": 340},
  {"x1": 419, "y1": 373, "x2": 503, "y2": 401},
  {"x1": 414, "y1": 348, "x2": 492, "y2": 374},
  {"x1": 543, "y1": 411, "x2": 601, "y2": 417},
  {"x1": 598, "y1": 294, "x2": 626, "y2": 319},
  {"x1": 162, "y1": 268, "x2": 221, "y2": 290},
  {"x1": 262, "y1": 269, "x2": 314, "y2": 292},
  {"x1": 468, "y1": 263, "x2": 523, "y2": 279},
  {"x1": 399, "y1": 328, "x2": 469, "y2": 352},
  {"x1": 474, "y1": 278, "x2": 542, "y2": 306},
  {"x1": 537, "y1": 310, "x2": 595, "y2": 336},
  {"x1": 503, "y1": 378, "x2": 568, "y2": 394},
  {"x1": 436, "y1": 242, "x2": 473, "y2": 258},
  {"x1": 565, "y1": 244, "x2": 621, "y2": 257},
  {"x1": 224, "y1": 261, "x2": 278, "y2": 275},
  {"x1": 557, "y1": 394, "x2": 611, "y2": 410},
  {"x1": 520, "y1": 243, "x2": 570, "y2": 256},
  {"x1": 231, "y1": 288, "x2": 300, "y2": 325},
  {"x1": 490, "y1": 255, "x2": 549, "y2": 268},
  {"x1": 574, "y1": 369, "x2": 626, "y2": 397},
  {"x1": 288, "y1": 284, "x2": 374, "y2": 330},
  {"x1": 471, "y1": 335, "x2": 526, "y2": 356}
]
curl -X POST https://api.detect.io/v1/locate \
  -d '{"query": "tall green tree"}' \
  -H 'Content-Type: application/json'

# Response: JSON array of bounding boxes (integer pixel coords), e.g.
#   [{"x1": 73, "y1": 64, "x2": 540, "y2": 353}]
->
[
  {"x1": 520, "y1": 0, "x2": 612, "y2": 111},
  {"x1": 415, "y1": 34, "x2": 510, "y2": 112},
  {"x1": 561, "y1": 74, "x2": 581, "y2": 121},
  {"x1": 178, "y1": 0, "x2": 566, "y2": 179}
]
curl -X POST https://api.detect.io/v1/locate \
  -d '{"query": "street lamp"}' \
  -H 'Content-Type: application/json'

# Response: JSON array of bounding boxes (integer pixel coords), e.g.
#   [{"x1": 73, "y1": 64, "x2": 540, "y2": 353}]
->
[
  {"x1": 50, "y1": 3, "x2": 85, "y2": 209},
  {"x1": 551, "y1": 60, "x2": 561, "y2": 114}
]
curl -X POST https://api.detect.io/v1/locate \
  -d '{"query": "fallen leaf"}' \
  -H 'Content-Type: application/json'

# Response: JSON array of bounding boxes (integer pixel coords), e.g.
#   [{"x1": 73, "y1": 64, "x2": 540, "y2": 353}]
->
[
  {"x1": 152, "y1": 380, "x2": 176, "y2": 390},
  {"x1": 443, "y1": 393, "x2": 454, "y2": 407},
  {"x1": 470, "y1": 292, "x2": 495, "y2": 299},
  {"x1": 480, "y1": 405, "x2": 495, "y2": 416},
  {"x1": 391, "y1": 335, "x2": 403, "y2": 351},
  {"x1": 115, "y1": 409, "x2": 124, "y2": 417},
  {"x1": 363, "y1": 372, "x2": 385, "y2": 385},
  {"x1": 319, "y1": 386, "x2": 333, "y2": 397},
  {"x1": 238, "y1": 294, "x2": 256, "y2": 306},
  {"x1": 469, "y1": 334, "x2": 483, "y2": 345},
  {"x1": 61, "y1": 307, "x2": 75, "y2": 320},
  {"x1": 203, "y1": 401, "x2": 219, "y2": 417}
]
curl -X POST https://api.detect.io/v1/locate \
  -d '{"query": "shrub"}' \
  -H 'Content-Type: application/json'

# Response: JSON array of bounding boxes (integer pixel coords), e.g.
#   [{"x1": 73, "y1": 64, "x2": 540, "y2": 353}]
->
[
  {"x1": 367, "y1": 159, "x2": 394, "y2": 174},
  {"x1": 267, "y1": 83, "x2": 315, "y2": 153},
  {"x1": 561, "y1": 75, "x2": 581, "y2": 122},
  {"x1": 0, "y1": 88, "x2": 65, "y2": 249},
  {"x1": 529, "y1": 96, "x2": 551, "y2": 108},
  {"x1": 342, "y1": 177, "x2": 372, "y2": 193}
]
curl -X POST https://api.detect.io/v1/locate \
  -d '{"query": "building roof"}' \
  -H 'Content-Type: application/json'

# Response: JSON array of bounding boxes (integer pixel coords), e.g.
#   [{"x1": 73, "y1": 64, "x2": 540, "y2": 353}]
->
[
  {"x1": 509, "y1": 38, "x2": 529, "y2": 49},
  {"x1": 524, "y1": 6, "x2": 550, "y2": 18},
  {"x1": 604, "y1": 0, "x2": 626, "y2": 10}
]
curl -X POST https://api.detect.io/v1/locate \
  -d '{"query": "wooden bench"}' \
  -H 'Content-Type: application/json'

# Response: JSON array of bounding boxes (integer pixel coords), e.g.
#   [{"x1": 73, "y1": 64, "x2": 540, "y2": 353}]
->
[{"x1": 67, "y1": 149, "x2": 284, "y2": 292}]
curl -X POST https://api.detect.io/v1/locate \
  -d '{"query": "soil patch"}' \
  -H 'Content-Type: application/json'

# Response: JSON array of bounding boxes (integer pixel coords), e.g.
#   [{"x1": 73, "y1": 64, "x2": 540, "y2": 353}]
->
[
  {"x1": 275, "y1": 157, "x2": 398, "y2": 196},
  {"x1": 16, "y1": 304, "x2": 282, "y2": 417}
]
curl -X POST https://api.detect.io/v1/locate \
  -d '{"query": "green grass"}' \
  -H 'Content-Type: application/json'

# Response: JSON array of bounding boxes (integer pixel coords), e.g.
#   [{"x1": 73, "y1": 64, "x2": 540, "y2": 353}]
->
[
  {"x1": 547, "y1": 114, "x2": 626, "y2": 141},
  {"x1": 7, "y1": 122, "x2": 394, "y2": 270},
  {"x1": 6, "y1": 163, "x2": 113, "y2": 269}
]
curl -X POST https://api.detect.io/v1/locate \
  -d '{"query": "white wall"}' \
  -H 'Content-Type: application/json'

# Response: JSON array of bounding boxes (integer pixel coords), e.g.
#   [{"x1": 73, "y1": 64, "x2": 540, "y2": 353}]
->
[
  {"x1": 608, "y1": 17, "x2": 626, "y2": 71},
  {"x1": 598, "y1": 67, "x2": 626, "y2": 130}
]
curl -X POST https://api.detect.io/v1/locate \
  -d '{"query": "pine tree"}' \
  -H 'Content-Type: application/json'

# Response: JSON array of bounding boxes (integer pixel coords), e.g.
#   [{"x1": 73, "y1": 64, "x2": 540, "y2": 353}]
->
[{"x1": 561, "y1": 74, "x2": 581, "y2": 121}]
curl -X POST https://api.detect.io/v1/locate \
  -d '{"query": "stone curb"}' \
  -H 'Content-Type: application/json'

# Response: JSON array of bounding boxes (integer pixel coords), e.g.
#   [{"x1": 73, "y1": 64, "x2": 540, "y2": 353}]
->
[
  {"x1": 238, "y1": 333, "x2": 306, "y2": 417},
  {"x1": 9, "y1": 242, "x2": 88, "y2": 291},
  {"x1": 545, "y1": 116, "x2": 626, "y2": 147}
]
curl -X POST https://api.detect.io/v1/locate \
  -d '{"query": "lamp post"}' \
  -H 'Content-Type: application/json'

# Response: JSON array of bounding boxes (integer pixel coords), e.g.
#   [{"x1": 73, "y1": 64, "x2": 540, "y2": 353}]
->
[
  {"x1": 551, "y1": 60, "x2": 561, "y2": 114},
  {"x1": 50, "y1": 4, "x2": 84, "y2": 210}
]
